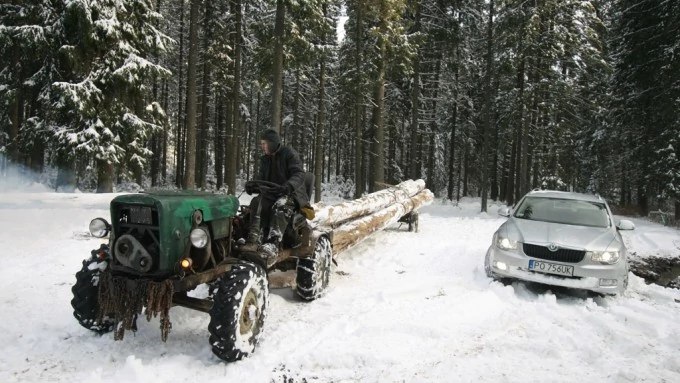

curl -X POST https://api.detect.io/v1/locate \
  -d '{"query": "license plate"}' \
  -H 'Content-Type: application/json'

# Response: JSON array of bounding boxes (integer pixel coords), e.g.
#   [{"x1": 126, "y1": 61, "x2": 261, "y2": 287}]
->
[{"x1": 528, "y1": 260, "x2": 574, "y2": 277}]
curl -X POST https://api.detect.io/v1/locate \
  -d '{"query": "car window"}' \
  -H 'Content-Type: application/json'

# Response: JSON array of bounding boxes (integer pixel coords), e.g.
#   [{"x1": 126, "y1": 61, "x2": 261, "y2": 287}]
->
[{"x1": 513, "y1": 197, "x2": 610, "y2": 228}]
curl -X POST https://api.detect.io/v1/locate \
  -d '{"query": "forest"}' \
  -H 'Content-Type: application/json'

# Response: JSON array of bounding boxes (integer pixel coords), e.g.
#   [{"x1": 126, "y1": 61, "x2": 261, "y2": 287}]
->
[{"x1": 0, "y1": 0, "x2": 678, "y2": 216}]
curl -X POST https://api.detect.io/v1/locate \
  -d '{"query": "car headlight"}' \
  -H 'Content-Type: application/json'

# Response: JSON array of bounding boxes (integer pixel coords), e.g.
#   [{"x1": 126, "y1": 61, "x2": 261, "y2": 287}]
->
[
  {"x1": 588, "y1": 250, "x2": 620, "y2": 264},
  {"x1": 495, "y1": 234, "x2": 518, "y2": 250},
  {"x1": 190, "y1": 228, "x2": 209, "y2": 248},
  {"x1": 89, "y1": 218, "x2": 111, "y2": 238}
]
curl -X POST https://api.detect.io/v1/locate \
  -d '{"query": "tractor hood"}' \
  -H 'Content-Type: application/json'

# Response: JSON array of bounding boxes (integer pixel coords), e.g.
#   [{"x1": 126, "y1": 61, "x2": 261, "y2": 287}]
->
[{"x1": 109, "y1": 191, "x2": 240, "y2": 273}]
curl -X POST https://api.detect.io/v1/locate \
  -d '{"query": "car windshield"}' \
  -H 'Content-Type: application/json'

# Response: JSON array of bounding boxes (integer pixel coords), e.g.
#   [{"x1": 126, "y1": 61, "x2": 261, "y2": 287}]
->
[{"x1": 513, "y1": 197, "x2": 610, "y2": 228}]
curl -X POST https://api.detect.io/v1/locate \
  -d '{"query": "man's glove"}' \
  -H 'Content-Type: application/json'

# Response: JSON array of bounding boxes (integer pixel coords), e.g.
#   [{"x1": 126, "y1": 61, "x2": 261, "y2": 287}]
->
[{"x1": 245, "y1": 181, "x2": 258, "y2": 195}]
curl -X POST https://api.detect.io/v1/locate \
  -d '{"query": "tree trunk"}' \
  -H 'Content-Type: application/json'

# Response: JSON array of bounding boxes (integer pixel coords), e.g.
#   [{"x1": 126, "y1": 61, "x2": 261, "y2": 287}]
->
[
  {"x1": 215, "y1": 97, "x2": 224, "y2": 190},
  {"x1": 313, "y1": 56, "x2": 327, "y2": 202},
  {"x1": 387, "y1": 116, "x2": 396, "y2": 184},
  {"x1": 254, "y1": 90, "x2": 261, "y2": 178},
  {"x1": 8, "y1": 38, "x2": 21, "y2": 164},
  {"x1": 480, "y1": 0, "x2": 494, "y2": 212},
  {"x1": 426, "y1": 133, "x2": 435, "y2": 191},
  {"x1": 353, "y1": 0, "x2": 364, "y2": 198},
  {"x1": 291, "y1": 70, "x2": 301, "y2": 146},
  {"x1": 183, "y1": 0, "x2": 200, "y2": 190},
  {"x1": 516, "y1": 55, "x2": 527, "y2": 200},
  {"x1": 227, "y1": 0, "x2": 242, "y2": 194},
  {"x1": 175, "y1": 0, "x2": 186, "y2": 188},
  {"x1": 270, "y1": 0, "x2": 285, "y2": 132},
  {"x1": 197, "y1": 0, "x2": 212, "y2": 189},
  {"x1": 409, "y1": 57, "x2": 421, "y2": 181},
  {"x1": 447, "y1": 52, "x2": 459, "y2": 201},
  {"x1": 96, "y1": 160, "x2": 115, "y2": 193},
  {"x1": 56, "y1": 153, "x2": 76, "y2": 192},
  {"x1": 463, "y1": 144, "x2": 469, "y2": 197},
  {"x1": 370, "y1": 30, "x2": 386, "y2": 192}
]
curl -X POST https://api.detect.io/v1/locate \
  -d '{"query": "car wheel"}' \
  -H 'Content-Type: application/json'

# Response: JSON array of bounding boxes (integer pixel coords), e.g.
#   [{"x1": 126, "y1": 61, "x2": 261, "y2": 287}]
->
[{"x1": 484, "y1": 250, "x2": 498, "y2": 280}]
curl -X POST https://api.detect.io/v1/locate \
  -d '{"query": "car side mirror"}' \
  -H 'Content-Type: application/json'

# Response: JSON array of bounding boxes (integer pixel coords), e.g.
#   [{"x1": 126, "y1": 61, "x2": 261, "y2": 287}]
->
[
  {"x1": 616, "y1": 220, "x2": 635, "y2": 231},
  {"x1": 498, "y1": 206, "x2": 511, "y2": 217}
]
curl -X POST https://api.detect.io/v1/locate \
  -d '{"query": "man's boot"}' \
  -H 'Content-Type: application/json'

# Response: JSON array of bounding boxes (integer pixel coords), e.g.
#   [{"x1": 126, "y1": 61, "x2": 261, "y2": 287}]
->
[{"x1": 241, "y1": 199, "x2": 262, "y2": 254}]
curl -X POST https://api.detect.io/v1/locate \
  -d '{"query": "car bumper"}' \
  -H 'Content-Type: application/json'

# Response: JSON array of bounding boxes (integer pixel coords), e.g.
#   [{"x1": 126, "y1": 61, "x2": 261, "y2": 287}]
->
[{"x1": 486, "y1": 246, "x2": 627, "y2": 295}]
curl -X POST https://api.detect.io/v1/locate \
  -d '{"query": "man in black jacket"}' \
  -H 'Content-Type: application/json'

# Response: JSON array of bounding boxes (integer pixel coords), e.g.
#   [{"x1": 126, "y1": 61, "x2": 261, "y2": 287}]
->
[{"x1": 243, "y1": 129, "x2": 311, "y2": 265}]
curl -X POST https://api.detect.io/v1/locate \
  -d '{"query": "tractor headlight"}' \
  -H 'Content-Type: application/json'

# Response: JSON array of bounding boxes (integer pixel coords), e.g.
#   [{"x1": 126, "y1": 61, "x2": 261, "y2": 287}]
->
[
  {"x1": 190, "y1": 228, "x2": 209, "y2": 248},
  {"x1": 89, "y1": 218, "x2": 111, "y2": 238},
  {"x1": 588, "y1": 250, "x2": 620, "y2": 265},
  {"x1": 495, "y1": 234, "x2": 518, "y2": 250}
]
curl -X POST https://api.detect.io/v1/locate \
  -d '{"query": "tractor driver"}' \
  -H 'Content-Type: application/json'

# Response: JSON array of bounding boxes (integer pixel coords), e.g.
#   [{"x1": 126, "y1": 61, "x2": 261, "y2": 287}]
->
[{"x1": 243, "y1": 129, "x2": 312, "y2": 265}]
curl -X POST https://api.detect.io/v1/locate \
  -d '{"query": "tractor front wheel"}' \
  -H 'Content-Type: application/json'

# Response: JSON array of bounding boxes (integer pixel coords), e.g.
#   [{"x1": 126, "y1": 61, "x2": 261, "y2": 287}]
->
[
  {"x1": 208, "y1": 262, "x2": 269, "y2": 362},
  {"x1": 71, "y1": 258, "x2": 115, "y2": 334}
]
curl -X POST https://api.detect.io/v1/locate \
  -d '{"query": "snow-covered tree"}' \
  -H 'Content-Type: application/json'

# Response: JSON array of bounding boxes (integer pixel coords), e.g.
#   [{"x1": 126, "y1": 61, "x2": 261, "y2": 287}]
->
[{"x1": 43, "y1": 0, "x2": 172, "y2": 192}]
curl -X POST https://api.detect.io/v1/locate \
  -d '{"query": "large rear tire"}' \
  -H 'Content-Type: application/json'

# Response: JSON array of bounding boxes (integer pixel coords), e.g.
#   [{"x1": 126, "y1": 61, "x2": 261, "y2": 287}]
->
[
  {"x1": 296, "y1": 236, "x2": 332, "y2": 301},
  {"x1": 71, "y1": 258, "x2": 115, "y2": 334},
  {"x1": 208, "y1": 262, "x2": 269, "y2": 362}
]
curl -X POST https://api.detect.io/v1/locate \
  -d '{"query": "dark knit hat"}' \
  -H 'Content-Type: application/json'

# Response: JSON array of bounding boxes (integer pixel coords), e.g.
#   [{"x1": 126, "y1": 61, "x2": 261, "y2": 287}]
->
[{"x1": 261, "y1": 129, "x2": 280, "y2": 151}]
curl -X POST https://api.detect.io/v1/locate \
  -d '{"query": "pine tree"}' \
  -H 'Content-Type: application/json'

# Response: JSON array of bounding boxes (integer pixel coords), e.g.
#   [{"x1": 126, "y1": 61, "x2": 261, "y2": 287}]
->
[{"x1": 41, "y1": 0, "x2": 172, "y2": 192}]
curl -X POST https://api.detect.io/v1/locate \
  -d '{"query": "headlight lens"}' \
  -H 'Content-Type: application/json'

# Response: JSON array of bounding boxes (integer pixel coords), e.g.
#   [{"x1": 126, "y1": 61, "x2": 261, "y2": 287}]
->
[
  {"x1": 495, "y1": 234, "x2": 518, "y2": 250},
  {"x1": 89, "y1": 218, "x2": 110, "y2": 238},
  {"x1": 190, "y1": 228, "x2": 209, "y2": 248},
  {"x1": 588, "y1": 250, "x2": 620, "y2": 264}
]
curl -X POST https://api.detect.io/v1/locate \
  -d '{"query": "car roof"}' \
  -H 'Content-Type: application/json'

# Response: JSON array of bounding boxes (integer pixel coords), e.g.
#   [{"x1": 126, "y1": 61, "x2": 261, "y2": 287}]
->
[{"x1": 524, "y1": 190, "x2": 605, "y2": 203}]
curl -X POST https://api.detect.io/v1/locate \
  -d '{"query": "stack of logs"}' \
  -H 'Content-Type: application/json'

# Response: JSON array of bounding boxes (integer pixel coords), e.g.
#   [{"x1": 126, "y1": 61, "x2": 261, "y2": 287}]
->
[{"x1": 310, "y1": 179, "x2": 434, "y2": 255}]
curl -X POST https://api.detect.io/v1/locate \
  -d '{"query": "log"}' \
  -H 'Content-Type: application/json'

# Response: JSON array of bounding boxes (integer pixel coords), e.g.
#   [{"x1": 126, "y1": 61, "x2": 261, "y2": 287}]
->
[
  {"x1": 312, "y1": 179, "x2": 426, "y2": 229},
  {"x1": 330, "y1": 189, "x2": 434, "y2": 255}
]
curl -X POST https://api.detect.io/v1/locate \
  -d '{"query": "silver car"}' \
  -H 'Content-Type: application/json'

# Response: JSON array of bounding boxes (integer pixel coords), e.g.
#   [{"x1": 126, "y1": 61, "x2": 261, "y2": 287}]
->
[{"x1": 484, "y1": 190, "x2": 635, "y2": 295}]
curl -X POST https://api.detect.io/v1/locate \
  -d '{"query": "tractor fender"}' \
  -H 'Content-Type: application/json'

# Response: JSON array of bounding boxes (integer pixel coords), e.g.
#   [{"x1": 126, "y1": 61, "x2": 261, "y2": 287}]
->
[{"x1": 291, "y1": 227, "x2": 333, "y2": 259}]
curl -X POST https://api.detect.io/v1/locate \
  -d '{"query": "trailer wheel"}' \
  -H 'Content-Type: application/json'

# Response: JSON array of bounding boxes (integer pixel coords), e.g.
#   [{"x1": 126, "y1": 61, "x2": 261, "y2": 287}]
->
[
  {"x1": 409, "y1": 212, "x2": 419, "y2": 232},
  {"x1": 71, "y1": 258, "x2": 115, "y2": 334},
  {"x1": 296, "y1": 236, "x2": 332, "y2": 301},
  {"x1": 208, "y1": 262, "x2": 269, "y2": 362}
]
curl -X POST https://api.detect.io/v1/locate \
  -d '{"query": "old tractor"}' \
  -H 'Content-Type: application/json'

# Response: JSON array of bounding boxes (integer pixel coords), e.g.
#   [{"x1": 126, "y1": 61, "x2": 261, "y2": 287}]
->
[{"x1": 71, "y1": 185, "x2": 332, "y2": 362}]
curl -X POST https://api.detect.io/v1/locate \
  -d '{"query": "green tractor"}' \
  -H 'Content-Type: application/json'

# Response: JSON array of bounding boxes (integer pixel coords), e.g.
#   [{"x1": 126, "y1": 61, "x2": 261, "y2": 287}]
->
[{"x1": 71, "y1": 182, "x2": 332, "y2": 362}]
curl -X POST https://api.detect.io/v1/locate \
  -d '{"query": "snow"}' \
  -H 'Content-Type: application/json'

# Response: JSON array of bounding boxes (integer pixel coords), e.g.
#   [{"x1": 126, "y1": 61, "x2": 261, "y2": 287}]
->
[{"x1": 0, "y1": 192, "x2": 679, "y2": 382}]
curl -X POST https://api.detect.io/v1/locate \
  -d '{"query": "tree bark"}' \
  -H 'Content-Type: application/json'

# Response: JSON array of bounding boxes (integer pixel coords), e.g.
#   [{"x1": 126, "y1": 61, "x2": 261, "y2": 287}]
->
[
  {"x1": 270, "y1": 0, "x2": 285, "y2": 132},
  {"x1": 175, "y1": 0, "x2": 186, "y2": 188},
  {"x1": 215, "y1": 97, "x2": 224, "y2": 190},
  {"x1": 196, "y1": 0, "x2": 212, "y2": 189},
  {"x1": 370, "y1": 27, "x2": 386, "y2": 192},
  {"x1": 96, "y1": 160, "x2": 115, "y2": 193},
  {"x1": 183, "y1": 0, "x2": 200, "y2": 190},
  {"x1": 330, "y1": 189, "x2": 434, "y2": 255},
  {"x1": 313, "y1": 56, "x2": 327, "y2": 202},
  {"x1": 480, "y1": 0, "x2": 494, "y2": 212},
  {"x1": 227, "y1": 0, "x2": 242, "y2": 194},
  {"x1": 353, "y1": 0, "x2": 365, "y2": 198}
]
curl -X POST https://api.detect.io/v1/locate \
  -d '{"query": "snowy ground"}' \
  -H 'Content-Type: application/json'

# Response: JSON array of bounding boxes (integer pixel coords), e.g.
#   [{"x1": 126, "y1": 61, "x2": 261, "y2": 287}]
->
[{"x1": 1, "y1": 189, "x2": 679, "y2": 383}]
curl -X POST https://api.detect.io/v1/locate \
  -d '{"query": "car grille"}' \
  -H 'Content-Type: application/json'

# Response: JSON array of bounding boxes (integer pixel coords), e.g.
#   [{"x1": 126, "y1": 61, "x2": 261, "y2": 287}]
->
[{"x1": 523, "y1": 243, "x2": 585, "y2": 263}]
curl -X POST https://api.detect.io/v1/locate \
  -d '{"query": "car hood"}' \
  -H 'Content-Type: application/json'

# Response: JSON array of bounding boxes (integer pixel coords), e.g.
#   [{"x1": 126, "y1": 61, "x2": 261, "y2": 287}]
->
[{"x1": 505, "y1": 218, "x2": 617, "y2": 250}]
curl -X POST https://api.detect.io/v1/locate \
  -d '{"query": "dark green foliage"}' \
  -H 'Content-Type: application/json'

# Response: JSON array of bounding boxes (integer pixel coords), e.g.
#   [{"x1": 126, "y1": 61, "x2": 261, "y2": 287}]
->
[{"x1": 0, "y1": 0, "x2": 677, "y2": 217}]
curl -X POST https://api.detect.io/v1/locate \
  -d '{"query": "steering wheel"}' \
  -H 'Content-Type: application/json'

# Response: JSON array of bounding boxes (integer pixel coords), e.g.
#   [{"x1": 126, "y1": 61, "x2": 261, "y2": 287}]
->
[{"x1": 245, "y1": 180, "x2": 285, "y2": 198}]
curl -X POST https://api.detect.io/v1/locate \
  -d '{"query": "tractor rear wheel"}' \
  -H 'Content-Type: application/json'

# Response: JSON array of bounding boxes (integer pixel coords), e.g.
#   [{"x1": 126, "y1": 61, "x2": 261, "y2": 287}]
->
[
  {"x1": 208, "y1": 262, "x2": 269, "y2": 362},
  {"x1": 296, "y1": 236, "x2": 332, "y2": 301},
  {"x1": 71, "y1": 258, "x2": 115, "y2": 334}
]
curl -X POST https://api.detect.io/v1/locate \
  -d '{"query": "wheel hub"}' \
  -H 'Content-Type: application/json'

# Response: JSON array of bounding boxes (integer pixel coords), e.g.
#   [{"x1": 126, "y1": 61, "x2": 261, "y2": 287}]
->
[{"x1": 239, "y1": 289, "x2": 259, "y2": 335}]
